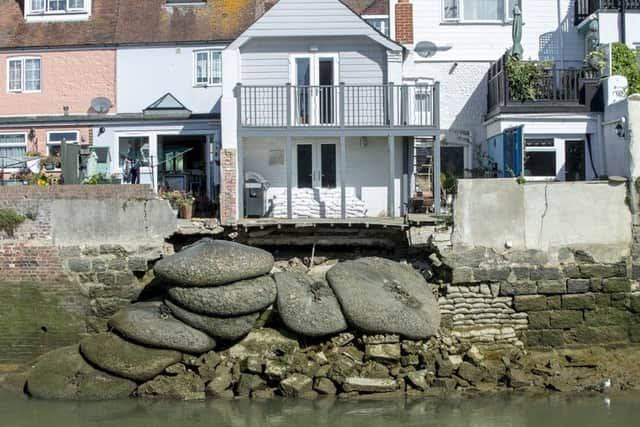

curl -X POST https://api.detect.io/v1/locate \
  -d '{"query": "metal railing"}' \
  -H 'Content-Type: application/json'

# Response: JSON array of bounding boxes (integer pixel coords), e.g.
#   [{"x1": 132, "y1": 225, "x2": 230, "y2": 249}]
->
[
  {"x1": 487, "y1": 54, "x2": 595, "y2": 113},
  {"x1": 575, "y1": 0, "x2": 640, "y2": 25},
  {"x1": 238, "y1": 83, "x2": 440, "y2": 129}
]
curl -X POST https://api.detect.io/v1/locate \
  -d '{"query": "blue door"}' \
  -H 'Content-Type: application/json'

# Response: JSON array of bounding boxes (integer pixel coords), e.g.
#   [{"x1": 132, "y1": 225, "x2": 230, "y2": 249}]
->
[{"x1": 502, "y1": 126, "x2": 524, "y2": 177}]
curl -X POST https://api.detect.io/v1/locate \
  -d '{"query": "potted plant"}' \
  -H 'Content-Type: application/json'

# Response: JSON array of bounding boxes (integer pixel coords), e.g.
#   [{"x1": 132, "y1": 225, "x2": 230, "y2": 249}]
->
[
  {"x1": 177, "y1": 192, "x2": 195, "y2": 219},
  {"x1": 41, "y1": 155, "x2": 61, "y2": 171}
]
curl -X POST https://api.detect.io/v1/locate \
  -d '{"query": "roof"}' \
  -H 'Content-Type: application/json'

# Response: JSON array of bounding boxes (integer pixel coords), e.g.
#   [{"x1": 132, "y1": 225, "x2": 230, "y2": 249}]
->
[{"x1": 0, "y1": 0, "x2": 260, "y2": 49}]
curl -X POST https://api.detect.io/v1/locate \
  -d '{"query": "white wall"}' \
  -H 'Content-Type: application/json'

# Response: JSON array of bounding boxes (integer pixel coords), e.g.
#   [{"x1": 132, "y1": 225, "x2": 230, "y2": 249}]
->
[
  {"x1": 117, "y1": 45, "x2": 225, "y2": 115},
  {"x1": 453, "y1": 179, "x2": 632, "y2": 259},
  {"x1": 598, "y1": 11, "x2": 640, "y2": 48}
]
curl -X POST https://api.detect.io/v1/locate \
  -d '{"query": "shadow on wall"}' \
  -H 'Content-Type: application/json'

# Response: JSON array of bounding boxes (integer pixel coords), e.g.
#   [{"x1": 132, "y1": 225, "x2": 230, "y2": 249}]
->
[{"x1": 538, "y1": 1, "x2": 584, "y2": 65}]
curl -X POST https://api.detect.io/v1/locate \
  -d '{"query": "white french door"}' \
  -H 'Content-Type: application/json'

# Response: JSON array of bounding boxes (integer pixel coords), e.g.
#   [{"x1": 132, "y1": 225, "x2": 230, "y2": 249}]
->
[
  {"x1": 294, "y1": 141, "x2": 338, "y2": 189},
  {"x1": 290, "y1": 54, "x2": 339, "y2": 126}
]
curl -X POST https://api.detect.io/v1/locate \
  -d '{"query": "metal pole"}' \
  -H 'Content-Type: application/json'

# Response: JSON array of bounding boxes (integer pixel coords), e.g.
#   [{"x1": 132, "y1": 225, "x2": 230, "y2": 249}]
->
[
  {"x1": 340, "y1": 136, "x2": 346, "y2": 219},
  {"x1": 286, "y1": 136, "x2": 293, "y2": 219},
  {"x1": 433, "y1": 136, "x2": 442, "y2": 215},
  {"x1": 388, "y1": 135, "x2": 395, "y2": 217}
]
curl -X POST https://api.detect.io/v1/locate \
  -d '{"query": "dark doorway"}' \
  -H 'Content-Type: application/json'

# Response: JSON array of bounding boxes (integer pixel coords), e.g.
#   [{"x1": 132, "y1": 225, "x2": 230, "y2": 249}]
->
[{"x1": 565, "y1": 140, "x2": 585, "y2": 181}]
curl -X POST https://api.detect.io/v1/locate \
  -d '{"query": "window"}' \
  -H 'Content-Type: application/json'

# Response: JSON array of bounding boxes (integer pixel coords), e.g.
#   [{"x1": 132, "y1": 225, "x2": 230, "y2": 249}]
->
[
  {"x1": 29, "y1": 0, "x2": 87, "y2": 14},
  {"x1": 47, "y1": 131, "x2": 79, "y2": 157},
  {"x1": 365, "y1": 17, "x2": 390, "y2": 36},
  {"x1": 524, "y1": 138, "x2": 557, "y2": 178},
  {"x1": 193, "y1": 50, "x2": 222, "y2": 86},
  {"x1": 7, "y1": 57, "x2": 41, "y2": 93},
  {"x1": 443, "y1": 0, "x2": 521, "y2": 22},
  {"x1": 119, "y1": 137, "x2": 150, "y2": 168},
  {"x1": 0, "y1": 133, "x2": 27, "y2": 169}
]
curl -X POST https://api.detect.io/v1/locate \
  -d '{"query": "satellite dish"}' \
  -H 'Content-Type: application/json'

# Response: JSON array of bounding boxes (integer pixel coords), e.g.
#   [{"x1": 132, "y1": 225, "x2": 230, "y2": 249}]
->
[
  {"x1": 415, "y1": 41, "x2": 452, "y2": 58},
  {"x1": 91, "y1": 97, "x2": 113, "y2": 114}
]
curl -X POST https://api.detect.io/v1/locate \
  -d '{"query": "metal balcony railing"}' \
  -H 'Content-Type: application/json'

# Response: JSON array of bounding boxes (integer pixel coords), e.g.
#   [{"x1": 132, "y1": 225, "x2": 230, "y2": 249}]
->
[
  {"x1": 575, "y1": 0, "x2": 640, "y2": 25},
  {"x1": 237, "y1": 83, "x2": 440, "y2": 129}
]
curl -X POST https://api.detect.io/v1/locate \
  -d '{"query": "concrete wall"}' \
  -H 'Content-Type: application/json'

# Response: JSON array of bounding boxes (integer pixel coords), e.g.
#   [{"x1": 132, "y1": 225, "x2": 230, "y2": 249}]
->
[
  {"x1": 0, "y1": 49, "x2": 116, "y2": 116},
  {"x1": 117, "y1": 45, "x2": 225, "y2": 114},
  {"x1": 452, "y1": 179, "x2": 632, "y2": 258}
]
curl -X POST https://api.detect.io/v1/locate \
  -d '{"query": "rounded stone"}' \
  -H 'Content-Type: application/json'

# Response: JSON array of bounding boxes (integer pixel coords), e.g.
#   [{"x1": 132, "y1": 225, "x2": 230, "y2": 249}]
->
[
  {"x1": 108, "y1": 301, "x2": 216, "y2": 354},
  {"x1": 26, "y1": 346, "x2": 136, "y2": 400},
  {"x1": 274, "y1": 272, "x2": 348, "y2": 337},
  {"x1": 165, "y1": 300, "x2": 258, "y2": 341},
  {"x1": 154, "y1": 238, "x2": 274, "y2": 287},
  {"x1": 326, "y1": 257, "x2": 441, "y2": 339},
  {"x1": 79, "y1": 333, "x2": 182, "y2": 382},
  {"x1": 167, "y1": 275, "x2": 277, "y2": 317}
]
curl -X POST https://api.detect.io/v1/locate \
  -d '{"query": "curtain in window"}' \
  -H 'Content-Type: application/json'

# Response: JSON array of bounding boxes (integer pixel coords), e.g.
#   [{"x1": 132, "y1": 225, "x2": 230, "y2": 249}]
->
[
  {"x1": 8, "y1": 60, "x2": 22, "y2": 91},
  {"x1": 24, "y1": 59, "x2": 41, "y2": 91},
  {"x1": 463, "y1": 0, "x2": 502, "y2": 21},
  {"x1": 68, "y1": 0, "x2": 85, "y2": 9},
  {"x1": 48, "y1": 0, "x2": 66, "y2": 11},
  {"x1": 0, "y1": 147, "x2": 26, "y2": 168},
  {"x1": 195, "y1": 52, "x2": 209, "y2": 84},
  {"x1": 211, "y1": 52, "x2": 222, "y2": 84},
  {"x1": 31, "y1": 0, "x2": 45, "y2": 12},
  {"x1": 443, "y1": 0, "x2": 459, "y2": 19}
]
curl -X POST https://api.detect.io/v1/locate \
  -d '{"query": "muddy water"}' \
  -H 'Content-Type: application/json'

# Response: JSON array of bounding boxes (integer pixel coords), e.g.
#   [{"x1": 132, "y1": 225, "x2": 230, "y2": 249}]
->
[{"x1": 1, "y1": 391, "x2": 639, "y2": 427}]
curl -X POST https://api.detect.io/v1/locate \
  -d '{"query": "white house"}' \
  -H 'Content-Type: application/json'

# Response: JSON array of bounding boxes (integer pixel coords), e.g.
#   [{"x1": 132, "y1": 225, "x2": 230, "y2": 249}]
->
[{"x1": 219, "y1": 0, "x2": 442, "y2": 224}]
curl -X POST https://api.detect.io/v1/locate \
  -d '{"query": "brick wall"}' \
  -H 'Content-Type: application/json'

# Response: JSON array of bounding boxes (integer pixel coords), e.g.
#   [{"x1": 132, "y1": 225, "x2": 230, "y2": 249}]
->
[
  {"x1": 219, "y1": 149, "x2": 238, "y2": 225},
  {"x1": 395, "y1": 0, "x2": 414, "y2": 45}
]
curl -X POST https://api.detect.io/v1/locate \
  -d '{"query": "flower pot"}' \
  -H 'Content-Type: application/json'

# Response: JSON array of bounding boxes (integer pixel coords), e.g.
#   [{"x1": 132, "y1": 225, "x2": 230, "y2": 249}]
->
[{"x1": 179, "y1": 204, "x2": 193, "y2": 219}]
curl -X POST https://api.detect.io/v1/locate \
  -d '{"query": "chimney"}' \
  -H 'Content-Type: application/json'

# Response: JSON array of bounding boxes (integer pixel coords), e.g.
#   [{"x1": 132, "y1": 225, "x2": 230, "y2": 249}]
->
[{"x1": 395, "y1": 0, "x2": 414, "y2": 45}]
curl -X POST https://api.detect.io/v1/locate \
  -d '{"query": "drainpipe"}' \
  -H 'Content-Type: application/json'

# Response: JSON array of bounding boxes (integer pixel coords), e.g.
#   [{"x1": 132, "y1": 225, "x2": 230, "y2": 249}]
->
[
  {"x1": 557, "y1": 0, "x2": 565, "y2": 69},
  {"x1": 620, "y1": 0, "x2": 627, "y2": 45}
]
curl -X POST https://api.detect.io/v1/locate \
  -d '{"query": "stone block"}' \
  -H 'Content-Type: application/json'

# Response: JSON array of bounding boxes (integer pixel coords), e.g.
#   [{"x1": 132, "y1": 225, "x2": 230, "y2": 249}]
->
[
  {"x1": 456, "y1": 362, "x2": 483, "y2": 385},
  {"x1": 451, "y1": 267, "x2": 474, "y2": 284},
  {"x1": 630, "y1": 295, "x2": 640, "y2": 313},
  {"x1": 584, "y1": 308, "x2": 632, "y2": 326},
  {"x1": 92, "y1": 258, "x2": 108, "y2": 273},
  {"x1": 511, "y1": 267, "x2": 531, "y2": 280},
  {"x1": 562, "y1": 294, "x2": 596, "y2": 310},
  {"x1": 342, "y1": 377, "x2": 398, "y2": 393},
  {"x1": 610, "y1": 293, "x2": 630, "y2": 309},
  {"x1": 67, "y1": 258, "x2": 91, "y2": 273},
  {"x1": 594, "y1": 294, "x2": 610, "y2": 308},
  {"x1": 280, "y1": 374, "x2": 313, "y2": 397},
  {"x1": 580, "y1": 264, "x2": 621, "y2": 279},
  {"x1": 629, "y1": 324, "x2": 640, "y2": 343},
  {"x1": 314, "y1": 378, "x2": 337, "y2": 395},
  {"x1": 128, "y1": 257, "x2": 148, "y2": 273},
  {"x1": 401, "y1": 354, "x2": 419, "y2": 367},
  {"x1": 546, "y1": 295, "x2": 562, "y2": 309},
  {"x1": 513, "y1": 295, "x2": 547, "y2": 312},
  {"x1": 566, "y1": 279, "x2": 591, "y2": 294},
  {"x1": 500, "y1": 282, "x2": 537, "y2": 296},
  {"x1": 107, "y1": 258, "x2": 127, "y2": 272},
  {"x1": 527, "y1": 311, "x2": 550, "y2": 329},
  {"x1": 563, "y1": 265, "x2": 584, "y2": 279},
  {"x1": 522, "y1": 330, "x2": 542, "y2": 347},
  {"x1": 531, "y1": 267, "x2": 562, "y2": 280},
  {"x1": 59, "y1": 246, "x2": 82, "y2": 257},
  {"x1": 548, "y1": 310, "x2": 584, "y2": 329},
  {"x1": 539, "y1": 329, "x2": 564, "y2": 347},
  {"x1": 602, "y1": 278, "x2": 631, "y2": 293},
  {"x1": 537, "y1": 280, "x2": 566, "y2": 295},
  {"x1": 365, "y1": 344, "x2": 401, "y2": 361},
  {"x1": 566, "y1": 326, "x2": 629, "y2": 345},
  {"x1": 589, "y1": 278, "x2": 603, "y2": 292}
]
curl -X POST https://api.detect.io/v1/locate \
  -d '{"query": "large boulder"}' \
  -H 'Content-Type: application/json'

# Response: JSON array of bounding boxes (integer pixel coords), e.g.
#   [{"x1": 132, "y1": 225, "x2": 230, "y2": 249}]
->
[
  {"x1": 274, "y1": 272, "x2": 347, "y2": 337},
  {"x1": 109, "y1": 301, "x2": 216, "y2": 354},
  {"x1": 137, "y1": 371, "x2": 205, "y2": 400},
  {"x1": 167, "y1": 275, "x2": 277, "y2": 317},
  {"x1": 164, "y1": 300, "x2": 258, "y2": 341},
  {"x1": 326, "y1": 257, "x2": 440, "y2": 339},
  {"x1": 26, "y1": 346, "x2": 136, "y2": 400},
  {"x1": 154, "y1": 238, "x2": 274, "y2": 287},
  {"x1": 79, "y1": 333, "x2": 182, "y2": 382}
]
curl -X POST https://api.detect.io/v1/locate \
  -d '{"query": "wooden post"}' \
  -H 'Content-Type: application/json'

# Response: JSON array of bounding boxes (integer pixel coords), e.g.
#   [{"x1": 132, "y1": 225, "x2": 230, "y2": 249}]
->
[
  {"x1": 433, "y1": 136, "x2": 441, "y2": 215},
  {"x1": 286, "y1": 136, "x2": 293, "y2": 219},
  {"x1": 340, "y1": 136, "x2": 346, "y2": 219},
  {"x1": 388, "y1": 135, "x2": 395, "y2": 217}
]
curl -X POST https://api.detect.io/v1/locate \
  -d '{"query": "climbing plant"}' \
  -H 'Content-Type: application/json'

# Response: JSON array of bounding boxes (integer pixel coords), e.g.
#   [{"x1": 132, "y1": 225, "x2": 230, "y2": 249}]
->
[
  {"x1": 0, "y1": 209, "x2": 25, "y2": 237},
  {"x1": 611, "y1": 42, "x2": 640, "y2": 95},
  {"x1": 506, "y1": 56, "x2": 547, "y2": 102}
]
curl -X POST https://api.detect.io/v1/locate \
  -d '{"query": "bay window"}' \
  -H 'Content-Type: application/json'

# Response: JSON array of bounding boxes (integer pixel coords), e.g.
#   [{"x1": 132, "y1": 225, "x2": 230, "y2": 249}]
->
[
  {"x1": 193, "y1": 50, "x2": 222, "y2": 86},
  {"x1": 7, "y1": 57, "x2": 41, "y2": 93},
  {"x1": 443, "y1": 0, "x2": 521, "y2": 22}
]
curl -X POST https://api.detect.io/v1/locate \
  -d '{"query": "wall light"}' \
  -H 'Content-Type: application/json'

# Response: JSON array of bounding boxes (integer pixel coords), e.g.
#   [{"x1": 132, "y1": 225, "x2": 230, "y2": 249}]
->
[{"x1": 360, "y1": 136, "x2": 369, "y2": 148}]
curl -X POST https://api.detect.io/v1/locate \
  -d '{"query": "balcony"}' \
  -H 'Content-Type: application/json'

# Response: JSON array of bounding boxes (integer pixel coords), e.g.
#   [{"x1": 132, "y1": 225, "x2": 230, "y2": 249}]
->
[
  {"x1": 487, "y1": 54, "x2": 601, "y2": 118},
  {"x1": 237, "y1": 83, "x2": 440, "y2": 134},
  {"x1": 575, "y1": 0, "x2": 640, "y2": 25}
]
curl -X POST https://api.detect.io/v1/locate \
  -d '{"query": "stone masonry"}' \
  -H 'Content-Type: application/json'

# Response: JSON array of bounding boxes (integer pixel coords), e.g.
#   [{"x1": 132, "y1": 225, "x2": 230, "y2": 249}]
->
[{"x1": 219, "y1": 148, "x2": 238, "y2": 225}]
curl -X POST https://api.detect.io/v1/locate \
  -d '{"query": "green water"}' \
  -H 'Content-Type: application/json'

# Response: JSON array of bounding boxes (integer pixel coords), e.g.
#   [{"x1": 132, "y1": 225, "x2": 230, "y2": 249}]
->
[{"x1": 1, "y1": 392, "x2": 639, "y2": 427}]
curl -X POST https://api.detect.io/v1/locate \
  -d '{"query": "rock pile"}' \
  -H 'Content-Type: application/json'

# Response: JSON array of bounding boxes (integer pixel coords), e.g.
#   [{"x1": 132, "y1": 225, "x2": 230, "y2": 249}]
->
[{"x1": 25, "y1": 238, "x2": 445, "y2": 401}]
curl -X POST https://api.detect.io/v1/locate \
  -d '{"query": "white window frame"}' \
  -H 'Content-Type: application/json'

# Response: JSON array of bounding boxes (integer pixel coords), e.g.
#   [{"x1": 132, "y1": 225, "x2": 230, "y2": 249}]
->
[
  {"x1": 193, "y1": 50, "x2": 222, "y2": 87},
  {"x1": 0, "y1": 132, "x2": 28, "y2": 171},
  {"x1": 47, "y1": 131, "x2": 79, "y2": 157},
  {"x1": 363, "y1": 15, "x2": 390, "y2": 36},
  {"x1": 27, "y1": 0, "x2": 89, "y2": 15},
  {"x1": 442, "y1": 0, "x2": 521, "y2": 24},
  {"x1": 6, "y1": 57, "x2": 41, "y2": 94},
  {"x1": 523, "y1": 136, "x2": 561, "y2": 181}
]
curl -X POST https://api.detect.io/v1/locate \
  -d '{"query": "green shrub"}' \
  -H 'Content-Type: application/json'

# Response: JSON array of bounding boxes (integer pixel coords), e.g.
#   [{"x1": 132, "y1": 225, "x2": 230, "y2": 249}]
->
[
  {"x1": 506, "y1": 57, "x2": 548, "y2": 101},
  {"x1": 0, "y1": 209, "x2": 26, "y2": 237},
  {"x1": 611, "y1": 42, "x2": 640, "y2": 95}
]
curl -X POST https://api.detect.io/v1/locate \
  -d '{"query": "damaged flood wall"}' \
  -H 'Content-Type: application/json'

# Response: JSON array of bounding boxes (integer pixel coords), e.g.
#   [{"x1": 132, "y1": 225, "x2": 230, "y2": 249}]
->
[{"x1": 0, "y1": 185, "x2": 177, "y2": 364}]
